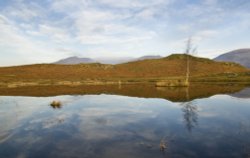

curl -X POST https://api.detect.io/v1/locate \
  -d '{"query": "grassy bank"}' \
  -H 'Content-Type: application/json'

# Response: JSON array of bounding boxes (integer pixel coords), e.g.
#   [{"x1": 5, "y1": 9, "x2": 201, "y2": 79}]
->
[{"x1": 0, "y1": 73, "x2": 250, "y2": 88}]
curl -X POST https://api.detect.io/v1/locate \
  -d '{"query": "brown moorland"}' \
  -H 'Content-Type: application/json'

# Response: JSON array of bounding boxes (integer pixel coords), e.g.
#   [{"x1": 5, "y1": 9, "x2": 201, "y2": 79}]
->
[{"x1": 0, "y1": 54, "x2": 249, "y2": 88}]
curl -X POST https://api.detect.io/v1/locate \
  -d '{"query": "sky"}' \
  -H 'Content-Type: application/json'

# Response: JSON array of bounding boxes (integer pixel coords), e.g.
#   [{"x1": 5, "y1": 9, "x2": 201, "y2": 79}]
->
[{"x1": 0, "y1": 0, "x2": 249, "y2": 66}]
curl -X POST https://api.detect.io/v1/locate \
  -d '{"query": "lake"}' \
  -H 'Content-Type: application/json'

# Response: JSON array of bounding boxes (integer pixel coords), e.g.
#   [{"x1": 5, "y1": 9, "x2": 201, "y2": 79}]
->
[{"x1": 0, "y1": 85, "x2": 250, "y2": 158}]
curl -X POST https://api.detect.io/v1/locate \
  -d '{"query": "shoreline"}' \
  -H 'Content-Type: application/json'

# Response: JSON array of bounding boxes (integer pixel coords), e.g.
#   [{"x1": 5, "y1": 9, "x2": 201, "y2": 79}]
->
[{"x1": 1, "y1": 76, "x2": 250, "y2": 88}]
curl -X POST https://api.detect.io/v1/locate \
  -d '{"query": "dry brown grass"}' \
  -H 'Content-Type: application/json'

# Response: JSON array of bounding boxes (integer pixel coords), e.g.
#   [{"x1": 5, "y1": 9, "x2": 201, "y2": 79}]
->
[{"x1": 0, "y1": 54, "x2": 249, "y2": 87}]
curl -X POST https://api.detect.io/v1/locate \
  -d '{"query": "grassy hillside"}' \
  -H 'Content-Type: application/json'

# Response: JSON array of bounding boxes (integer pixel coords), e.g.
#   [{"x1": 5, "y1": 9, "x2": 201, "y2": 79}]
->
[
  {"x1": 0, "y1": 54, "x2": 249, "y2": 87},
  {"x1": 116, "y1": 54, "x2": 247, "y2": 77}
]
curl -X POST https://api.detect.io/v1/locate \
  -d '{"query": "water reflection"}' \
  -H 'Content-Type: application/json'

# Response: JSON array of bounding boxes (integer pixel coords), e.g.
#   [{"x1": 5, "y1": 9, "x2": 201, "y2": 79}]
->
[
  {"x1": 50, "y1": 101, "x2": 63, "y2": 109},
  {"x1": 237, "y1": 122, "x2": 250, "y2": 158},
  {"x1": 180, "y1": 87, "x2": 198, "y2": 132},
  {"x1": 0, "y1": 91, "x2": 250, "y2": 157},
  {"x1": 231, "y1": 87, "x2": 250, "y2": 99},
  {"x1": 181, "y1": 101, "x2": 198, "y2": 132},
  {"x1": 0, "y1": 84, "x2": 249, "y2": 102}
]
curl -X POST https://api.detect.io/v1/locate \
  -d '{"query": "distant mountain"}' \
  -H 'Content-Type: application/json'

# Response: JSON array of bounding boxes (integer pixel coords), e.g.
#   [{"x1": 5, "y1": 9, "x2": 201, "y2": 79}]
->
[
  {"x1": 94, "y1": 57, "x2": 134, "y2": 65},
  {"x1": 53, "y1": 55, "x2": 163, "y2": 65},
  {"x1": 97, "y1": 55, "x2": 163, "y2": 64},
  {"x1": 54, "y1": 56, "x2": 96, "y2": 64},
  {"x1": 214, "y1": 49, "x2": 250, "y2": 68},
  {"x1": 136, "y1": 55, "x2": 162, "y2": 61}
]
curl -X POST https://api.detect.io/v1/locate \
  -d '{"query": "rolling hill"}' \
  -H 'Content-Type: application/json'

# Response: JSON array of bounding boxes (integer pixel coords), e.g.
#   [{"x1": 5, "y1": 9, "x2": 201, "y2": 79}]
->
[
  {"x1": 214, "y1": 49, "x2": 250, "y2": 68},
  {"x1": 0, "y1": 54, "x2": 249, "y2": 88}
]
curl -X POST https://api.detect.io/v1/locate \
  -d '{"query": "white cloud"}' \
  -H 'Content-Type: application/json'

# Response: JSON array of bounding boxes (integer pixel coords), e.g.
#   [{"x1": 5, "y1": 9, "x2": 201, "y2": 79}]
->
[
  {"x1": 0, "y1": 0, "x2": 249, "y2": 66},
  {"x1": 194, "y1": 30, "x2": 219, "y2": 41},
  {"x1": 51, "y1": 0, "x2": 88, "y2": 12},
  {"x1": 3, "y1": 1, "x2": 44, "y2": 21},
  {"x1": 65, "y1": 5, "x2": 157, "y2": 45},
  {"x1": 98, "y1": 0, "x2": 170, "y2": 9},
  {"x1": 39, "y1": 24, "x2": 72, "y2": 43},
  {"x1": 204, "y1": 0, "x2": 218, "y2": 5},
  {"x1": 0, "y1": 14, "x2": 73, "y2": 65},
  {"x1": 135, "y1": 8, "x2": 156, "y2": 19}
]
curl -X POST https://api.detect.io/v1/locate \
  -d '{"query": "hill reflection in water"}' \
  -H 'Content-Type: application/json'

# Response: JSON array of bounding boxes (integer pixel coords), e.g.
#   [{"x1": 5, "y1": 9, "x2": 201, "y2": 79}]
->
[
  {"x1": 1, "y1": 91, "x2": 250, "y2": 158},
  {"x1": 0, "y1": 83, "x2": 249, "y2": 102}
]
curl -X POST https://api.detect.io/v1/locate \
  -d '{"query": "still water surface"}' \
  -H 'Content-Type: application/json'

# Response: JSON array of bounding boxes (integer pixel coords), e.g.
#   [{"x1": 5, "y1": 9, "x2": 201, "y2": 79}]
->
[{"x1": 0, "y1": 89, "x2": 250, "y2": 158}]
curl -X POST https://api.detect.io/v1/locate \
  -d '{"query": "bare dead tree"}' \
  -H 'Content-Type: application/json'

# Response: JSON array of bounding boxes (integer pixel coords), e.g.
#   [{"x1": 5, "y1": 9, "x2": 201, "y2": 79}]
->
[{"x1": 184, "y1": 37, "x2": 197, "y2": 86}]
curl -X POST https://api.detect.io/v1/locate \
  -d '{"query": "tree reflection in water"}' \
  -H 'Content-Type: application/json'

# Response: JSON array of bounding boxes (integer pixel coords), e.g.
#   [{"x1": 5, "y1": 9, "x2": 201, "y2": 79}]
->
[{"x1": 180, "y1": 87, "x2": 198, "y2": 132}]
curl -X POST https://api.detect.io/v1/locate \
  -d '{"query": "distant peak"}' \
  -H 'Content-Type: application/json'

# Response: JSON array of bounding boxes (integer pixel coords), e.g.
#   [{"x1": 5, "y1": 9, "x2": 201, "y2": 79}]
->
[
  {"x1": 139, "y1": 55, "x2": 162, "y2": 58},
  {"x1": 214, "y1": 48, "x2": 250, "y2": 68},
  {"x1": 53, "y1": 56, "x2": 95, "y2": 65},
  {"x1": 67, "y1": 56, "x2": 79, "y2": 59},
  {"x1": 137, "y1": 55, "x2": 162, "y2": 61}
]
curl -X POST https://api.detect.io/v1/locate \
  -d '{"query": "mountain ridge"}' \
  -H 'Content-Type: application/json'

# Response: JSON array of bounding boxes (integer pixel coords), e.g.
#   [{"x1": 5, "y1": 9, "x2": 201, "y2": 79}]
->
[
  {"x1": 54, "y1": 56, "x2": 96, "y2": 64},
  {"x1": 53, "y1": 55, "x2": 163, "y2": 65},
  {"x1": 214, "y1": 49, "x2": 250, "y2": 68},
  {"x1": 1, "y1": 54, "x2": 247, "y2": 79}
]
